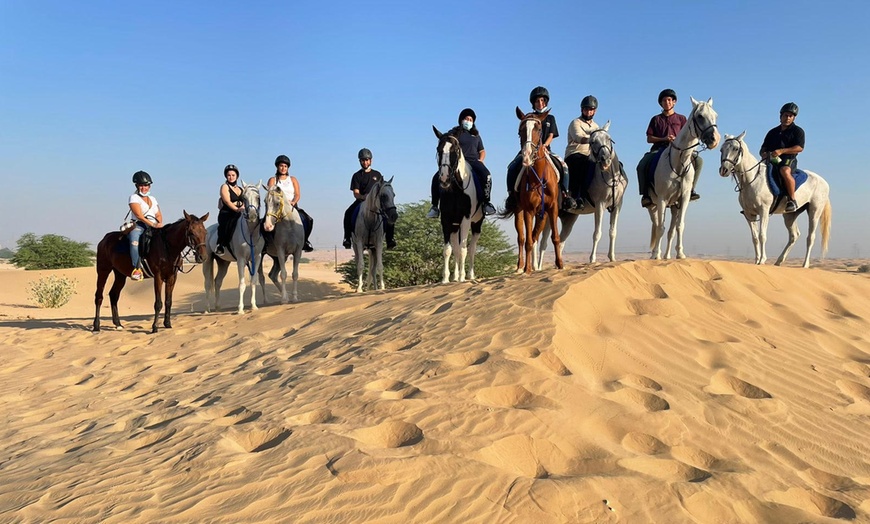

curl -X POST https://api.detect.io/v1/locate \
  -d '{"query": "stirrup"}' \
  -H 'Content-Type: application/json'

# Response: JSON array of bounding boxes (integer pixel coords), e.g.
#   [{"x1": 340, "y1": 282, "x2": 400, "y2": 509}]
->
[
  {"x1": 483, "y1": 203, "x2": 496, "y2": 216},
  {"x1": 342, "y1": 239, "x2": 351, "y2": 249},
  {"x1": 785, "y1": 200, "x2": 798, "y2": 213},
  {"x1": 641, "y1": 196, "x2": 653, "y2": 208},
  {"x1": 131, "y1": 268, "x2": 143, "y2": 281}
]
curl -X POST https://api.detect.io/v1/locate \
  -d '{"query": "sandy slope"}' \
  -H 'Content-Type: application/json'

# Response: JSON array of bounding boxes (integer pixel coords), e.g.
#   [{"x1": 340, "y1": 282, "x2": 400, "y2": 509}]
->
[{"x1": 1, "y1": 258, "x2": 870, "y2": 523}]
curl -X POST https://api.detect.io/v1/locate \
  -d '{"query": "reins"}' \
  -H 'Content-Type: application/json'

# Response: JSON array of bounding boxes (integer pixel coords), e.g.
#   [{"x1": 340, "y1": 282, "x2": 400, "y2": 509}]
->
[{"x1": 721, "y1": 138, "x2": 765, "y2": 193}]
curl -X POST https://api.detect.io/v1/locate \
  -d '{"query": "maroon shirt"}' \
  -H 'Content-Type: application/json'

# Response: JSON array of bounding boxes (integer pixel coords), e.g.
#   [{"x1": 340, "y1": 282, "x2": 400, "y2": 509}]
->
[{"x1": 646, "y1": 112, "x2": 688, "y2": 151}]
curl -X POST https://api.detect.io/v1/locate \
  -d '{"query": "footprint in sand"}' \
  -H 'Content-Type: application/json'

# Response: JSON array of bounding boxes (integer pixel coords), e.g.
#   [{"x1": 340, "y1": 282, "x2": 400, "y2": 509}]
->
[
  {"x1": 799, "y1": 467, "x2": 859, "y2": 491},
  {"x1": 365, "y1": 378, "x2": 420, "y2": 400},
  {"x1": 766, "y1": 487, "x2": 856, "y2": 520},
  {"x1": 708, "y1": 370, "x2": 772, "y2": 399},
  {"x1": 354, "y1": 420, "x2": 422, "y2": 448},
  {"x1": 226, "y1": 426, "x2": 292, "y2": 453}
]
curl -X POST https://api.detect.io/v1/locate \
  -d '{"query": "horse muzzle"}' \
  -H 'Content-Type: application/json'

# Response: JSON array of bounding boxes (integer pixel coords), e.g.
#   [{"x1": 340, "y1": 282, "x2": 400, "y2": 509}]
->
[{"x1": 703, "y1": 128, "x2": 721, "y2": 149}]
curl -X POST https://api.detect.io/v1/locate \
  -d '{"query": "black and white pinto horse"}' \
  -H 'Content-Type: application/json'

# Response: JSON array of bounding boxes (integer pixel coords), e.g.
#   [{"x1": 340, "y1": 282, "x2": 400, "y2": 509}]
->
[
  {"x1": 433, "y1": 126, "x2": 483, "y2": 283},
  {"x1": 539, "y1": 121, "x2": 628, "y2": 266},
  {"x1": 719, "y1": 132, "x2": 831, "y2": 267},
  {"x1": 648, "y1": 97, "x2": 720, "y2": 259},
  {"x1": 352, "y1": 177, "x2": 397, "y2": 292},
  {"x1": 260, "y1": 185, "x2": 305, "y2": 303},
  {"x1": 203, "y1": 182, "x2": 264, "y2": 314}
]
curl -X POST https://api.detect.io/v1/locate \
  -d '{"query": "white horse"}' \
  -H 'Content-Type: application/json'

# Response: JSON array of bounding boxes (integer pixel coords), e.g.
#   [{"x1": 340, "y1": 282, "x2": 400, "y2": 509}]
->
[
  {"x1": 352, "y1": 177, "x2": 398, "y2": 292},
  {"x1": 259, "y1": 185, "x2": 304, "y2": 303},
  {"x1": 433, "y1": 126, "x2": 483, "y2": 283},
  {"x1": 539, "y1": 121, "x2": 627, "y2": 266},
  {"x1": 648, "y1": 97, "x2": 721, "y2": 259},
  {"x1": 203, "y1": 182, "x2": 264, "y2": 314},
  {"x1": 719, "y1": 132, "x2": 831, "y2": 267}
]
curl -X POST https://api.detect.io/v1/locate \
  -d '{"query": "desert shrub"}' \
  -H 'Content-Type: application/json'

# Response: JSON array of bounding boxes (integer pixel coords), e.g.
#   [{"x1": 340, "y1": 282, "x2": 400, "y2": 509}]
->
[
  {"x1": 337, "y1": 200, "x2": 515, "y2": 288},
  {"x1": 27, "y1": 275, "x2": 78, "y2": 308},
  {"x1": 11, "y1": 233, "x2": 95, "y2": 270},
  {"x1": 858, "y1": 264, "x2": 870, "y2": 273}
]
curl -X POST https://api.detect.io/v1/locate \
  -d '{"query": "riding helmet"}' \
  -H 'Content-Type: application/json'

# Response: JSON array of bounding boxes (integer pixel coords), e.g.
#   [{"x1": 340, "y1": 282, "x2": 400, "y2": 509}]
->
[
  {"x1": 223, "y1": 164, "x2": 239, "y2": 176},
  {"x1": 780, "y1": 102, "x2": 799, "y2": 116},
  {"x1": 581, "y1": 95, "x2": 598, "y2": 110},
  {"x1": 529, "y1": 86, "x2": 550, "y2": 104},
  {"x1": 358, "y1": 148, "x2": 373, "y2": 160},
  {"x1": 274, "y1": 154, "x2": 291, "y2": 167},
  {"x1": 658, "y1": 88, "x2": 677, "y2": 104},
  {"x1": 132, "y1": 170, "x2": 152, "y2": 185},
  {"x1": 458, "y1": 108, "x2": 477, "y2": 125}
]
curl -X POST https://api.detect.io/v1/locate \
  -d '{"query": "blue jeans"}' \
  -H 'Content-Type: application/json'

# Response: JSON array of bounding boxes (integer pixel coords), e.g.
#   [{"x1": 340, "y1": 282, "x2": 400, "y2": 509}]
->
[{"x1": 128, "y1": 222, "x2": 146, "y2": 268}]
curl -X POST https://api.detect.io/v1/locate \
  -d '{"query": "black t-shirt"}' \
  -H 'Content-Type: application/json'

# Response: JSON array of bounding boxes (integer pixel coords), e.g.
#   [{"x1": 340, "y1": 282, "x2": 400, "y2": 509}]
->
[
  {"x1": 350, "y1": 168, "x2": 384, "y2": 195},
  {"x1": 454, "y1": 128, "x2": 484, "y2": 161},
  {"x1": 761, "y1": 124, "x2": 805, "y2": 160}
]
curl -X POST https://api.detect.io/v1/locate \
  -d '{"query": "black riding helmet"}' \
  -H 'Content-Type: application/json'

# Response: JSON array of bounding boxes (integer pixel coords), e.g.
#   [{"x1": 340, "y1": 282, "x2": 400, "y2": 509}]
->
[
  {"x1": 581, "y1": 95, "x2": 598, "y2": 110},
  {"x1": 132, "y1": 170, "x2": 152, "y2": 185},
  {"x1": 530, "y1": 86, "x2": 550, "y2": 105},
  {"x1": 458, "y1": 108, "x2": 476, "y2": 125},
  {"x1": 658, "y1": 88, "x2": 677, "y2": 104},
  {"x1": 223, "y1": 164, "x2": 239, "y2": 176},
  {"x1": 780, "y1": 102, "x2": 799, "y2": 116},
  {"x1": 275, "y1": 154, "x2": 291, "y2": 167},
  {"x1": 358, "y1": 148, "x2": 372, "y2": 160}
]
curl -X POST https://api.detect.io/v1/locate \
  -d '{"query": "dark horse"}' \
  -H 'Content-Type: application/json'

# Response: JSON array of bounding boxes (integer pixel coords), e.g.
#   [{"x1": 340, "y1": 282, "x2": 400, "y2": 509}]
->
[{"x1": 93, "y1": 211, "x2": 209, "y2": 333}]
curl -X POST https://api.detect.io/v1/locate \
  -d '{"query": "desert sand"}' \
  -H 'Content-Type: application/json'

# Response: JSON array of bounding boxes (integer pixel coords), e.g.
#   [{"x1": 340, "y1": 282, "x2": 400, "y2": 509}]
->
[{"x1": 1, "y1": 254, "x2": 870, "y2": 523}]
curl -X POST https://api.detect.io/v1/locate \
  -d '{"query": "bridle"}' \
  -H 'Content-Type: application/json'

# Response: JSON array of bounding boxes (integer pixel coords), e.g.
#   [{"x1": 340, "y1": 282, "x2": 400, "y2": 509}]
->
[
  {"x1": 665, "y1": 104, "x2": 718, "y2": 176},
  {"x1": 589, "y1": 128, "x2": 614, "y2": 167},
  {"x1": 721, "y1": 137, "x2": 764, "y2": 192},
  {"x1": 437, "y1": 135, "x2": 465, "y2": 190},
  {"x1": 266, "y1": 188, "x2": 290, "y2": 221}
]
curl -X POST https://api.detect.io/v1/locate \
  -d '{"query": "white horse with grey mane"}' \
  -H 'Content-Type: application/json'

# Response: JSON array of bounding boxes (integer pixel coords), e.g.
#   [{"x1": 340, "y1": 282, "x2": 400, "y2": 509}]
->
[
  {"x1": 352, "y1": 177, "x2": 398, "y2": 292},
  {"x1": 647, "y1": 97, "x2": 720, "y2": 260},
  {"x1": 538, "y1": 121, "x2": 627, "y2": 266},
  {"x1": 203, "y1": 181, "x2": 264, "y2": 314},
  {"x1": 259, "y1": 184, "x2": 304, "y2": 303},
  {"x1": 719, "y1": 131, "x2": 831, "y2": 267}
]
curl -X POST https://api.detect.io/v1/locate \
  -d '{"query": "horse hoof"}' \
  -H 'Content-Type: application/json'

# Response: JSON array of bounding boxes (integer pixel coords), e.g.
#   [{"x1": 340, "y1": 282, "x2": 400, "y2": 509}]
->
[{"x1": 114, "y1": 326, "x2": 123, "y2": 331}]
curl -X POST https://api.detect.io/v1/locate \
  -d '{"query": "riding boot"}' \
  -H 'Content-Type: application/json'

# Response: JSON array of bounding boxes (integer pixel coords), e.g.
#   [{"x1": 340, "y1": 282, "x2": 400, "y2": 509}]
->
[
  {"x1": 691, "y1": 152, "x2": 703, "y2": 201},
  {"x1": 482, "y1": 175, "x2": 495, "y2": 215}
]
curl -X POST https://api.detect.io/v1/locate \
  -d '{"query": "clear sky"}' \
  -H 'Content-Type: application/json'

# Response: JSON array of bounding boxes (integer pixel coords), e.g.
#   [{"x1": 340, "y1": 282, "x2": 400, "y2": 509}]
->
[{"x1": 2, "y1": 1, "x2": 868, "y2": 259}]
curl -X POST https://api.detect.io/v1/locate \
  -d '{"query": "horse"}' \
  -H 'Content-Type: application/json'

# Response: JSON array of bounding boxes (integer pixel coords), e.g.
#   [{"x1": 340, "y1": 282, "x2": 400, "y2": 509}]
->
[
  {"x1": 202, "y1": 181, "x2": 264, "y2": 314},
  {"x1": 647, "y1": 97, "x2": 720, "y2": 260},
  {"x1": 502, "y1": 106, "x2": 562, "y2": 273},
  {"x1": 259, "y1": 185, "x2": 305, "y2": 303},
  {"x1": 433, "y1": 126, "x2": 483, "y2": 283},
  {"x1": 351, "y1": 177, "x2": 398, "y2": 292},
  {"x1": 93, "y1": 211, "x2": 209, "y2": 333},
  {"x1": 719, "y1": 131, "x2": 831, "y2": 267},
  {"x1": 539, "y1": 121, "x2": 628, "y2": 266}
]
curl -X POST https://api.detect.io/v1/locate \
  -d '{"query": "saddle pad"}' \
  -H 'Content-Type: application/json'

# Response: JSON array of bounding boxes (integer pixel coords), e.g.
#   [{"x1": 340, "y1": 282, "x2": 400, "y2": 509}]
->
[
  {"x1": 646, "y1": 148, "x2": 667, "y2": 181},
  {"x1": 766, "y1": 164, "x2": 808, "y2": 198},
  {"x1": 513, "y1": 156, "x2": 562, "y2": 192}
]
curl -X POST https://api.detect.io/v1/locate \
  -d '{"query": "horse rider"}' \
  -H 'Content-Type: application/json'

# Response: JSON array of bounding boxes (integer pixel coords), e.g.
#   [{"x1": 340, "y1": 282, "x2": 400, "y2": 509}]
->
[
  {"x1": 127, "y1": 170, "x2": 163, "y2": 281},
  {"x1": 215, "y1": 164, "x2": 243, "y2": 256},
  {"x1": 504, "y1": 86, "x2": 576, "y2": 213},
  {"x1": 564, "y1": 95, "x2": 601, "y2": 212},
  {"x1": 637, "y1": 88, "x2": 703, "y2": 208},
  {"x1": 343, "y1": 148, "x2": 397, "y2": 249},
  {"x1": 759, "y1": 102, "x2": 804, "y2": 213},
  {"x1": 267, "y1": 155, "x2": 314, "y2": 252},
  {"x1": 427, "y1": 108, "x2": 496, "y2": 219}
]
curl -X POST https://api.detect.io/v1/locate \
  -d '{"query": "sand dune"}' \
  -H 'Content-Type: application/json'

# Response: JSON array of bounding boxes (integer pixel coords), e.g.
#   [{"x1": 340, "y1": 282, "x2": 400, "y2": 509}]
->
[{"x1": 1, "y1": 258, "x2": 870, "y2": 523}]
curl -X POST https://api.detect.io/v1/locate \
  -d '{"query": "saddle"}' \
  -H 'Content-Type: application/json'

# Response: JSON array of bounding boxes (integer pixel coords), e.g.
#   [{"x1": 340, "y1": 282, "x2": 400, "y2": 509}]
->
[
  {"x1": 766, "y1": 164, "x2": 808, "y2": 198},
  {"x1": 636, "y1": 149, "x2": 667, "y2": 193},
  {"x1": 513, "y1": 154, "x2": 565, "y2": 192}
]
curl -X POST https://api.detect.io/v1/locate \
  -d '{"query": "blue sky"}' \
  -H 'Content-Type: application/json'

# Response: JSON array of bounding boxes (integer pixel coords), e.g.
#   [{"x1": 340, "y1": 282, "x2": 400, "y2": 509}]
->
[{"x1": 2, "y1": 1, "x2": 868, "y2": 259}]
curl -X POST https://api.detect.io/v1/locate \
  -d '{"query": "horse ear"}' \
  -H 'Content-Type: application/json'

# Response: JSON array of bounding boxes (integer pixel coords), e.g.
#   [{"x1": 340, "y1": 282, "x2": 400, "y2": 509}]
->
[
  {"x1": 239, "y1": 179, "x2": 246, "y2": 187},
  {"x1": 201, "y1": 212, "x2": 210, "y2": 222},
  {"x1": 738, "y1": 130, "x2": 746, "y2": 140},
  {"x1": 707, "y1": 97, "x2": 713, "y2": 105},
  {"x1": 433, "y1": 125, "x2": 443, "y2": 139},
  {"x1": 516, "y1": 106, "x2": 525, "y2": 120},
  {"x1": 603, "y1": 120, "x2": 611, "y2": 132},
  {"x1": 387, "y1": 176, "x2": 394, "y2": 184},
  {"x1": 183, "y1": 210, "x2": 190, "y2": 220},
  {"x1": 690, "y1": 96, "x2": 699, "y2": 106}
]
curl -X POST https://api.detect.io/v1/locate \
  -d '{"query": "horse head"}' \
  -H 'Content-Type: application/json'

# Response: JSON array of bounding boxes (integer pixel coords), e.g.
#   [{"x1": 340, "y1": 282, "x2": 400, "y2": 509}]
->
[
  {"x1": 182, "y1": 210, "x2": 209, "y2": 263},
  {"x1": 688, "y1": 97, "x2": 721, "y2": 150},
  {"x1": 516, "y1": 106, "x2": 547, "y2": 167},
  {"x1": 719, "y1": 131, "x2": 748, "y2": 178},
  {"x1": 378, "y1": 177, "x2": 398, "y2": 225},
  {"x1": 589, "y1": 121, "x2": 614, "y2": 172},
  {"x1": 239, "y1": 181, "x2": 261, "y2": 223},
  {"x1": 433, "y1": 126, "x2": 461, "y2": 190},
  {"x1": 263, "y1": 185, "x2": 287, "y2": 232}
]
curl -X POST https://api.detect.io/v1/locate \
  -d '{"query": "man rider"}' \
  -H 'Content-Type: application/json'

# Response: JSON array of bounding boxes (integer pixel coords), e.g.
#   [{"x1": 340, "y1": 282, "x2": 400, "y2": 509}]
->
[
  {"x1": 760, "y1": 102, "x2": 805, "y2": 213},
  {"x1": 343, "y1": 148, "x2": 396, "y2": 249}
]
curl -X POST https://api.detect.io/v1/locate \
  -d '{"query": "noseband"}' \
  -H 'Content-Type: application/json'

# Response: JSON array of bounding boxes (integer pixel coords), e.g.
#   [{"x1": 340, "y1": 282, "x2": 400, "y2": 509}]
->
[
  {"x1": 589, "y1": 128, "x2": 614, "y2": 165},
  {"x1": 437, "y1": 135, "x2": 462, "y2": 189},
  {"x1": 266, "y1": 189, "x2": 289, "y2": 221}
]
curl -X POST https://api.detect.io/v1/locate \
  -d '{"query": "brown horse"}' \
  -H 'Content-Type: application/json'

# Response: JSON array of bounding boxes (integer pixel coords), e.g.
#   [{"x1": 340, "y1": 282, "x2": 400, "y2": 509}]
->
[
  {"x1": 511, "y1": 106, "x2": 563, "y2": 273},
  {"x1": 93, "y1": 211, "x2": 209, "y2": 333}
]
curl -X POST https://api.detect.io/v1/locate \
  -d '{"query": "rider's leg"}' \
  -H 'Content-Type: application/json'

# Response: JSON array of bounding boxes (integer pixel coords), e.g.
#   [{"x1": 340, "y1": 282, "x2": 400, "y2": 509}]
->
[
  {"x1": 470, "y1": 160, "x2": 495, "y2": 215},
  {"x1": 691, "y1": 152, "x2": 702, "y2": 200},
  {"x1": 343, "y1": 202, "x2": 355, "y2": 247},
  {"x1": 504, "y1": 153, "x2": 522, "y2": 212},
  {"x1": 781, "y1": 163, "x2": 797, "y2": 212},
  {"x1": 129, "y1": 223, "x2": 144, "y2": 280},
  {"x1": 385, "y1": 221, "x2": 396, "y2": 249},
  {"x1": 551, "y1": 153, "x2": 577, "y2": 210},
  {"x1": 637, "y1": 151, "x2": 654, "y2": 208},
  {"x1": 427, "y1": 173, "x2": 440, "y2": 219},
  {"x1": 298, "y1": 207, "x2": 314, "y2": 252}
]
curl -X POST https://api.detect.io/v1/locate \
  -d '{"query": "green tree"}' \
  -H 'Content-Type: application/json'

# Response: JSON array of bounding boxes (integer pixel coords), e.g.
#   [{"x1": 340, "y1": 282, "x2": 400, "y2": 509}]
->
[
  {"x1": 0, "y1": 247, "x2": 14, "y2": 259},
  {"x1": 11, "y1": 233, "x2": 95, "y2": 270},
  {"x1": 337, "y1": 200, "x2": 515, "y2": 288}
]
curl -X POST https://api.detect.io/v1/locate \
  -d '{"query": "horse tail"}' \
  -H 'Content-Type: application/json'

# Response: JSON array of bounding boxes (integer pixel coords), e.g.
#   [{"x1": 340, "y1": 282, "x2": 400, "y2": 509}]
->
[{"x1": 820, "y1": 198, "x2": 832, "y2": 258}]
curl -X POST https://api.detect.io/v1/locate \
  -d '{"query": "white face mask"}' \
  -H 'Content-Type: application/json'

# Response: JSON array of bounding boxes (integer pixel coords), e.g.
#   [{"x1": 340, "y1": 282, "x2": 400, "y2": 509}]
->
[{"x1": 461, "y1": 120, "x2": 473, "y2": 131}]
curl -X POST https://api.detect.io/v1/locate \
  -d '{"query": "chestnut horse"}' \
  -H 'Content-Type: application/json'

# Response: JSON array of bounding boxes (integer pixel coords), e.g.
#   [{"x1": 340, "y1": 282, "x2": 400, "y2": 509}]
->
[
  {"x1": 93, "y1": 211, "x2": 209, "y2": 333},
  {"x1": 505, "y1": 107, "x2": 563, "y2": 273}
]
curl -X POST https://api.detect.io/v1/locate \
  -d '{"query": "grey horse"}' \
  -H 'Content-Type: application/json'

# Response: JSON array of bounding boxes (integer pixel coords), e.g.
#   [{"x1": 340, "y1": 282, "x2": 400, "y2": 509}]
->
[
  {"x1": 260, "y1": 184, "x2": 305, "y2": 303},
  {"x1": 352, "y1": 177, "x2": 397, "y2": 292}
]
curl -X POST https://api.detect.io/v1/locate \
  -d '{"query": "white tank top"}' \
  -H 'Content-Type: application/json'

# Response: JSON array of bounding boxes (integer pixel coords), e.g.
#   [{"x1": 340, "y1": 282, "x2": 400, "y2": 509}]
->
[{"x1": 274, "y1": 176, "x2": 296, "y2": 202}]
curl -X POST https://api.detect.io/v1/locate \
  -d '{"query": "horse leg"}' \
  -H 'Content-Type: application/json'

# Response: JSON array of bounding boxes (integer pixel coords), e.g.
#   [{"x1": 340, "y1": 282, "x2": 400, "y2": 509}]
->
[
  {"x1": 515, "y1": 212, "x2": 526, "y2": 273},
  {"x1": 664, "y1": 208, "x2": 678, "y2": 260},
  {"x1": 355, "y1": 243, "x2": 365, "y2": 293},
  {"x1": 802, "y1": 205, "x2": 821, "y2": 268},
  {"x1": 93, "y1": 264, "x2": 112, "y2": 332},
  {"x1": 523, "y1": 212, "x2": 535, "y2": 274},
  {"x1": 649, "y1": 207, "x2": 665, "y2": 260},
  {"x1": 277, "y1": 249, "x2": 290, "y2": 303},
  {"x1": 213, "y1": 260, "x2": 230, "y2": 312},
  {"x1": 560, "y1": 214, "x2": 577, "y2": 265},
  {"x1": 291, "y1": 252, "x2": 300, "y2": 302},
  {"x1": 548, "y1": 208, "x2": 563, "y2": 270},
  {"x1": 537, "y1": 221, "x2": 550, "y2": 271},
  {"x1": 674, "y1": 199, "x2": 690, "y2": 259},
  {"x1": 163, "y1": 274, "x2": 176, "y2": 329},
  {"x1": 608, "y1": 205, "x2": 620, "y2": 262},
  {"x1": 248, "y1": 246, "x2": 259, "y2": 311},
  {"x1": 203, "y1": 255, "x2": 215, "y2": 313},
  {"x1": 775, "y1": 213, "x2": 800, "y2": 266},
  {"x1": 450, "y1": 232, "x2": 462, "y2": 282},
  {"x1": 467, "y1": 221, "x2": 482, "y2": 281},
  {"x1": 235, "y1": 258, "x2": 248, "y2": 314},
  {"x1": 590, "y1": 207, "x2": 603, "y2": 264},
  {"x1": 442, "y1": 240, "x2": 452, "y2": 284},
  {"x1": 457, "y1": 223, "x2": 469, "y2": 283},
  {"x1": 151, "y1": 276, "x2": 164, "y2": 334},
  {"x1": 257, "y1": 254, "x2": 269, "y2": 305},
  {"x1": 366, "y1": 248, "x2": 376, "y2": 290},
  {"x1": 757, "y1": 212, "x2": 770, "y2": 265},
  {"x1": 107, "y1": 269, "x2": 127, "y2": 330}
]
